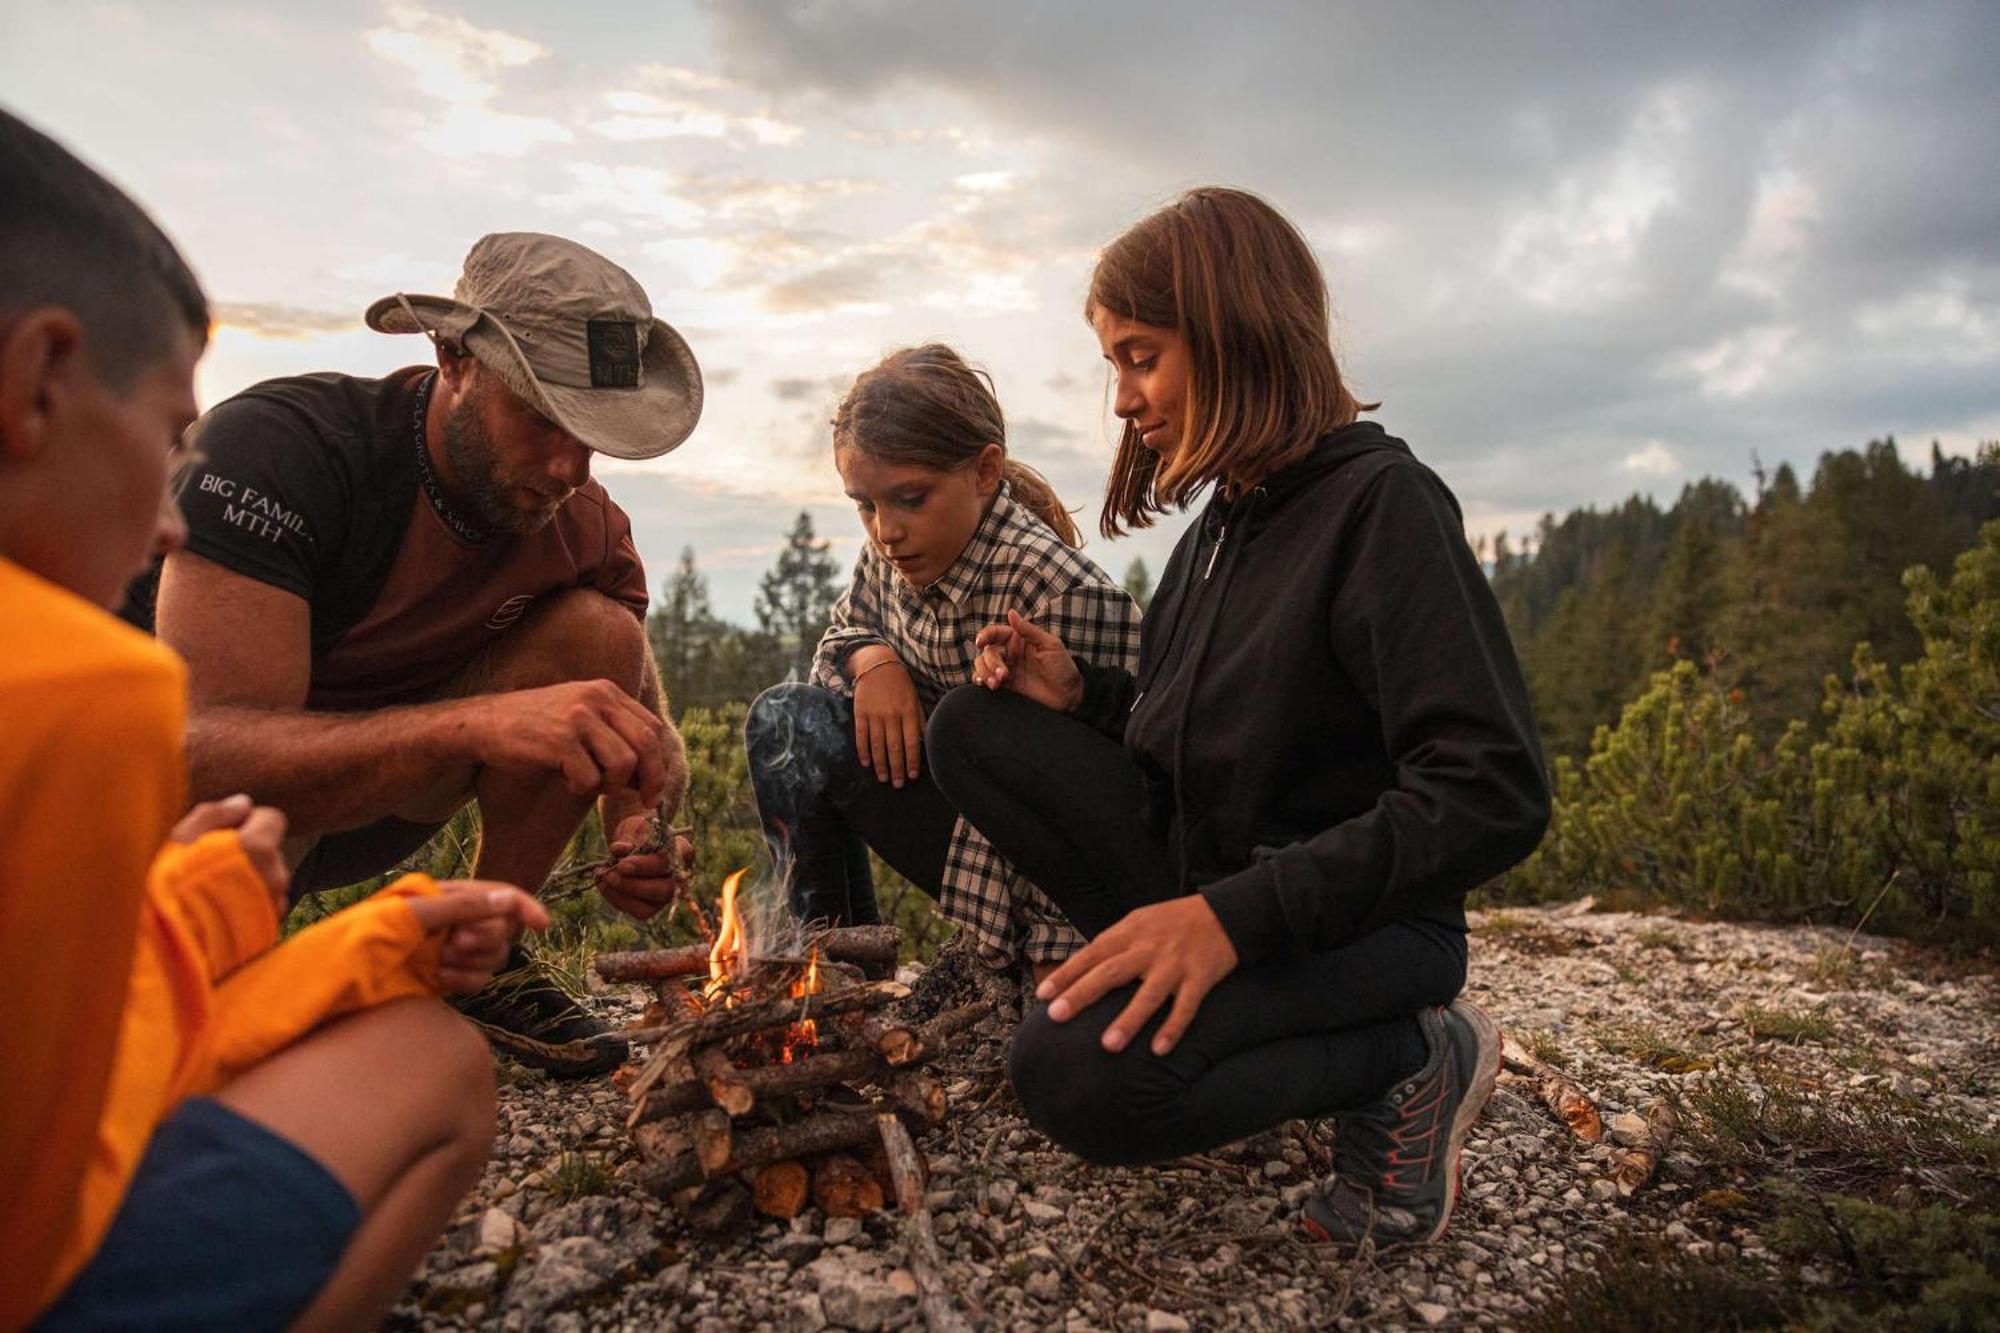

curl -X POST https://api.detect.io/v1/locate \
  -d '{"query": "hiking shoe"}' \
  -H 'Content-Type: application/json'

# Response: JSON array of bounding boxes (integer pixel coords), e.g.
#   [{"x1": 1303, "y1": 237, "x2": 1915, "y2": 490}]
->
[
  {"x1": 1300, "y1": 999, "x2": 1501, "y2": 1247},
  {"x1": 452, "y1": 949, "x2": 628, "y2": 1079}
]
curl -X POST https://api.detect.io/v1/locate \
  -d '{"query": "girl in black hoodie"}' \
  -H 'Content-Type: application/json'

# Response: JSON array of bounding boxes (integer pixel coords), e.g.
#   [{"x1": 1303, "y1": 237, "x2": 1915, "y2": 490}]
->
[{"x1": 924, "y1": 188, "x2": 1551, "y2": 1246}]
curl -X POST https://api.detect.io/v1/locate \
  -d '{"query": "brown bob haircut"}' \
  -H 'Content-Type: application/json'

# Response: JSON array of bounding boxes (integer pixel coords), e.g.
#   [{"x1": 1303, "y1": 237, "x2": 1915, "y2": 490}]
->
[{"x1": 1088, "y1": 186, "x2": 1373, "y2": 537}]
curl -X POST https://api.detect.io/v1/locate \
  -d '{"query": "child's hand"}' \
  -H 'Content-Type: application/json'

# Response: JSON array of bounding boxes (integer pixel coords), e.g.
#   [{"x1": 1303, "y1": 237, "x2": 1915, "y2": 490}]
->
[
  {"x1": 852, "y1": 651, "x2": 924, "y2": 786},
  {"x1": 972, "y1": 611, "x2": 1084, "y2": 713},
  {"x1": 170, "y1": 792, "x2": 290, "y2": 915},
  {"x1": 409, "y1": 881, "x2": 551, "y2": 994}
]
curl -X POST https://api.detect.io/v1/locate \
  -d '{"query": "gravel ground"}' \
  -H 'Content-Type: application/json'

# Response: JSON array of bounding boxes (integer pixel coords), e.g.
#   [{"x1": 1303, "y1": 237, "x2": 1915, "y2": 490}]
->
[{"x1": 387, "y1": 902, "x2": 1998, "y2": 1332}]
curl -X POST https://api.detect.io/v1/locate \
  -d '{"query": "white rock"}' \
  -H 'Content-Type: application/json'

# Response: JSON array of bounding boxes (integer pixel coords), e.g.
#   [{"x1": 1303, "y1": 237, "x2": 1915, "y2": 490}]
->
[
  {"x1": 824, "y1": 1216, "x2": 863, "y2": 1246},
  {"x1": 1415, "y1": 1302, "x2": 1451, "y2": 1325},
  {"x1": 1145, "y1": 1312, "x2": 1191, "y2": 1333},
  {"x1": 476, "y1": 1206, "x2": 519, "y2": 1254},
  {"x1": 1020, "y1": 1199, "x2": 1066, "y2": 1225}
]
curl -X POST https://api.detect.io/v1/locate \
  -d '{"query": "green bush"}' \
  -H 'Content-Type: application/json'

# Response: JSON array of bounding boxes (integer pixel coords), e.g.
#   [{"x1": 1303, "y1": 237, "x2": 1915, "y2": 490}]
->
[{"x1": 1490, "y1": 521, "x2": 2000, "y2": 945}]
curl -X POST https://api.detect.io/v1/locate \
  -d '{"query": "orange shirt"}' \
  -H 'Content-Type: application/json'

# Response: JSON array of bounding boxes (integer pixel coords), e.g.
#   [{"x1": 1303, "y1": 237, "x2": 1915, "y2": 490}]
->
[{"x1": 1, "y1": 558, "x2": 453, "y2": 1328}]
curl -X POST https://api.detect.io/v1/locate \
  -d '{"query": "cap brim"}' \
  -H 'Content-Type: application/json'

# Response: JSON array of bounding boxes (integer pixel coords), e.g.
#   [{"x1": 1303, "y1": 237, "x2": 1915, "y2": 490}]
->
[
  {"x1": 365, "y1": 293, "x2": 702, "y2": 461},
  {"x1": 363, "y1": 291, "x2": 480, "y2": 342}
]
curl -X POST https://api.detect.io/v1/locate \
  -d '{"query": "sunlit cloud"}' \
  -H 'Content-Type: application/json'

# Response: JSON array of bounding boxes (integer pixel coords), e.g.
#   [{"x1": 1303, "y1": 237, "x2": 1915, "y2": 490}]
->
[
  {"x1": 591, "y1": 63, "x2": 803, "y2": 145},
  {"x1": 363, "y1": 1, "x2": 571, "y2": 158},
  {"x1": 211, "y1": 302, "x2": 360, "y2": 340}
]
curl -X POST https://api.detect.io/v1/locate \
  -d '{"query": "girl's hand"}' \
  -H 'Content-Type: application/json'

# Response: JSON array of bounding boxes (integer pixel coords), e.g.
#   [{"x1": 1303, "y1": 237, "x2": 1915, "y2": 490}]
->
[
  {"x1": 1035, "y1": 895, "x2": 1238, "y2": 1056},
  {"x1": 852, "y1": 650, "x2": 924, "y2": 786},
  {"x1": 972, "y1": 611, "x2": 1084, "y2": 713},
  {"x1": 410, "y1": 881, "x2": 551, "y2": 994}
]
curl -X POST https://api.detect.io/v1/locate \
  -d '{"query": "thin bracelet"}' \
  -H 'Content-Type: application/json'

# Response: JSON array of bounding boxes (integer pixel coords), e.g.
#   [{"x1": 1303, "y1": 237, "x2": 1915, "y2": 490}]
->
[{"x1": 850, "y1": 656, "x2": 901, "y2": 686}]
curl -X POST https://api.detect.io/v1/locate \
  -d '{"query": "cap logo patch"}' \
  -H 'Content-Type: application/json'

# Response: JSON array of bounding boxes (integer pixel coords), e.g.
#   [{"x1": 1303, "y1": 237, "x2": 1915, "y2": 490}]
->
[{"x1": 587, "y1": 320, "x2": 641, "y2": 388}]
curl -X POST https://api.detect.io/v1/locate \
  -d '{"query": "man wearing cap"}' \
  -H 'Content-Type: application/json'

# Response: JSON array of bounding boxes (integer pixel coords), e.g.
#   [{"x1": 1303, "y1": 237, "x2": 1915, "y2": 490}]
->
[{"x1": 121, "y1": 233, "x2": 701, "y2": 1072}]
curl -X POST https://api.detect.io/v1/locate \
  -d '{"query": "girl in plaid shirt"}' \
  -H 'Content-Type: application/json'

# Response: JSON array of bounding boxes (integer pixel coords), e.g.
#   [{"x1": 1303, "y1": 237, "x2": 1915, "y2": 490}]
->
[{"x1": 745, "y1": 345, "x2": 1140, "y2": 975}]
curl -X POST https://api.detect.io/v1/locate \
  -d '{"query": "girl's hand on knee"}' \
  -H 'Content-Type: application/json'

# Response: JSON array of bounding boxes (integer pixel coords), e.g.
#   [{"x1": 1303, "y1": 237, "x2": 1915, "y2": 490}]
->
[
  {"x1": 414, "y1": 882, "x2": 552, "y2": 993},
  {"x1": 852, "y1": 655, "x2": 924, "y2": 786},
  {"x1": 1035, "y1": 895, "x2": 1238, "y2": 1057}
]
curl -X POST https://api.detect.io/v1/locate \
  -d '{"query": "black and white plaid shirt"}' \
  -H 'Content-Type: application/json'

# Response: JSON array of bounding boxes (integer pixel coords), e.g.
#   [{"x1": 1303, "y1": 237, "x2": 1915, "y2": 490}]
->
[{"x1": 812, "y1": 488, "x2": 1142, "y2": 964}]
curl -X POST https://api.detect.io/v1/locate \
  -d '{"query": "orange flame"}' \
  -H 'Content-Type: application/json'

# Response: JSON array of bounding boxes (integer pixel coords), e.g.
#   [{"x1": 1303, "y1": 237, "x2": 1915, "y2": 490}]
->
[
  {"x1": 779, "y1": 944, "x2": 823, "y2": 1061},
  {"x1": 705, "y1": 869, "x2": 749, "y2": 1001}
]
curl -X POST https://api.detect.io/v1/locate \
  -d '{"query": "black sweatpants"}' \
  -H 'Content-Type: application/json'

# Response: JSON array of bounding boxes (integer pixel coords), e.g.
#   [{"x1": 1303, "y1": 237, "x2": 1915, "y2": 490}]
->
[
  {"x1": 744, "y1": 682, "x2": 957, "y2": 926},
  {"x1": 925, "y1": 686, "x2": 1466, "y2": 1165}
]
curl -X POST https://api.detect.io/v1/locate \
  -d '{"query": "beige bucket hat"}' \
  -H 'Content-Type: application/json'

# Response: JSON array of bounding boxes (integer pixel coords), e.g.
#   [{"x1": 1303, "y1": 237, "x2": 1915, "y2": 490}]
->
[{"x1": 365, "y1": 232, "x2": 701, "y2": 460}]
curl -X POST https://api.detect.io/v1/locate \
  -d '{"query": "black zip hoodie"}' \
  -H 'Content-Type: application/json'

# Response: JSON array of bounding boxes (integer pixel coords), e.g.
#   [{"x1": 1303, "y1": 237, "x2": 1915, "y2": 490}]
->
[{"x1": 1072, "y1": 421, "x2": 1551, "y2": 965}]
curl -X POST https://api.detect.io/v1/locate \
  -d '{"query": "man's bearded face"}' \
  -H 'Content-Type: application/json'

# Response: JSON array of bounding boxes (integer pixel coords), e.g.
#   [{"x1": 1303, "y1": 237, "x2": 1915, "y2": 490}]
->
[{"x1": 441, "y1": 370, "x2": 583, "y2": 535}]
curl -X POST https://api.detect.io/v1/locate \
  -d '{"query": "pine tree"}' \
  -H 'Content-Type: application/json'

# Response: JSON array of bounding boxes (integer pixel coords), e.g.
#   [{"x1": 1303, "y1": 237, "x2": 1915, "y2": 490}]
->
[
  {"x1": 648, "y1": 546, "x2": 727, "y2": 712},
  {"x1": 1122, "y1": 557, "x2": 1153, "y2": 612},
  {"x1": 754, "y1": 511, "x2": 841, "y2": 682}
]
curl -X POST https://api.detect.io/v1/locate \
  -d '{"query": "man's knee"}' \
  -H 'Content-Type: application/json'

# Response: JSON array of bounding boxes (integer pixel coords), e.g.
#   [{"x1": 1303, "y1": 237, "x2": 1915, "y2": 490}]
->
[{"x1": 507, "y1": 588, "x2": 647, "y2": 695}]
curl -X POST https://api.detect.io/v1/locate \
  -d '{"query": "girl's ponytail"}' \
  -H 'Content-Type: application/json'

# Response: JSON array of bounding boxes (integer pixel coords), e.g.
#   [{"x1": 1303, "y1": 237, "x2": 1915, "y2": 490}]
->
[
  {"x1": 836, "y1": 343, "x2": 1084, "y2": 548},
  {"x1": 1000, "y1": 459, "x2": 1081, "y2": 548}
]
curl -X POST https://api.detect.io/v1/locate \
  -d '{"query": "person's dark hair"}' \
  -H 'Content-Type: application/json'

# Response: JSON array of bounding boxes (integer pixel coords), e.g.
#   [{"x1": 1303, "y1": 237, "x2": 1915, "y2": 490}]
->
[
  {"x1": 1088, "y1": 186, "x2": 1375, "y2": 537},
  {"x1": 833, "y1": 343, "x2": 1082, "y2": 547},
  {"x1": 0, "y1": 106, "x2": 208, "y2": 390}
]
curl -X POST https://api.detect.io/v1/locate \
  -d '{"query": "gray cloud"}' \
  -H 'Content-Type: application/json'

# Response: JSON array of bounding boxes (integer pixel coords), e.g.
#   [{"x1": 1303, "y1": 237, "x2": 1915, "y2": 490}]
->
[{"x1": 710, "y1": 1, "x2": 2000, "y2": 538}]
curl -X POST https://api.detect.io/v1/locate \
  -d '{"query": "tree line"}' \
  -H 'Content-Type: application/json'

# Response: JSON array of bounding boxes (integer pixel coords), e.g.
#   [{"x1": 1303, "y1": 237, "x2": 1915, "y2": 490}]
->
[
  {"x1": 649, "y1": 440, "x2": 1998, "y2": 945},
  {"x1": 1489, "y1": 438, "x2": 2000, "y2": 757}
]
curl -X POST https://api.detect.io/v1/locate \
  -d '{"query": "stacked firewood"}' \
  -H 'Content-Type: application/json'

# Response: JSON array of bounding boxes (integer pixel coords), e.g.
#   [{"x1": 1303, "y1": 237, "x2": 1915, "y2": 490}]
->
[{"x1": 593, "y1": 925, "x2": 986, "y2": 1222}]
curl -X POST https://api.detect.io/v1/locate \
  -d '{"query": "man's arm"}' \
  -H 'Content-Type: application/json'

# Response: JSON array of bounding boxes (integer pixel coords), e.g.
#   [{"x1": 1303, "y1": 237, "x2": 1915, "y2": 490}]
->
[
  {"x1": 160, "y1": 551, "x2": 486, "y2": 835},
  {"x1": 161, "y1": 552, "x2": 668, "y2": 838}
]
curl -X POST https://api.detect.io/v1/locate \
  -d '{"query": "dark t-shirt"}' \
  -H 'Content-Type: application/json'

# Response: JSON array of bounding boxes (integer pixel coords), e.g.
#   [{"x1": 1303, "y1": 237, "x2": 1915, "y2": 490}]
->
[{"x1": 121, "y1": 367, "x2": 649, "y2": 710}]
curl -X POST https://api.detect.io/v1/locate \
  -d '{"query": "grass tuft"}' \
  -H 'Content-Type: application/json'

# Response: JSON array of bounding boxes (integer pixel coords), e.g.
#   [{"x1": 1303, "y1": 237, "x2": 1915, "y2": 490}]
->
[
  {"x1": 1739, "y1": 1005, "x2": 1837, "y2": 1044},
  {"x1": 1592, "y1": 1020, "x2": 1714, "y2": 1073},
  {"x1": 547, "y1": 1150, "x2": 615, "y2": 1201}
]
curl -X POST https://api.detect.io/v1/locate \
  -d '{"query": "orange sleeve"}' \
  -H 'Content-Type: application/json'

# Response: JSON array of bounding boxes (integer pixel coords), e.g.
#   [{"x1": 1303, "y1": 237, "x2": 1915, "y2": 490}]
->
[
  {"x1": 199, "y1": 874, "x2": 448, "y2": 1088},
  {"x1": 147, "y1": 831, "x2": 283, "y2": 983},
  {"x1": 0, "y1": 657, "x2": 184, "y2": 1330}
]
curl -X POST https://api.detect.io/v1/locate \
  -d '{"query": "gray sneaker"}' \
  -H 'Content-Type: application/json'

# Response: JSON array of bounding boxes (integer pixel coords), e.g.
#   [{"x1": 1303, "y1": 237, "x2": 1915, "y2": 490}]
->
[{"x1": 1300, "y1": 999, "x2": 1501, "y2": 1246}]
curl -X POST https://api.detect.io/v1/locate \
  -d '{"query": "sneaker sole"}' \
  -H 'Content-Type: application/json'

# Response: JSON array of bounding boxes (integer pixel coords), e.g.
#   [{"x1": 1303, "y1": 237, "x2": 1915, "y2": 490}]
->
[{"x1": 1422, "y1": 1000, "x2": 1502, "y2": 1245}]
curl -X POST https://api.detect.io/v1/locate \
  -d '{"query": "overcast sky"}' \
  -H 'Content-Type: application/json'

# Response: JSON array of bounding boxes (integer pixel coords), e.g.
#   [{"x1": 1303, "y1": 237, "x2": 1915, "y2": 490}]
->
[{"x1": 6, "y1": 1, "x2": 1996, "y2": 618}]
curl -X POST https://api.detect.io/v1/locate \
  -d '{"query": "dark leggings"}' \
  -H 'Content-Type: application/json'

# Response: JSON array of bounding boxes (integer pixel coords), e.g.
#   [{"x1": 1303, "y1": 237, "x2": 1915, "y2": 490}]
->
[
  {"x1": 744, "y1": 682, "x2": 957, "y2": 926},
  {"x1": 925, "y1": 686, "x2": 1466, "y2": 1165}
]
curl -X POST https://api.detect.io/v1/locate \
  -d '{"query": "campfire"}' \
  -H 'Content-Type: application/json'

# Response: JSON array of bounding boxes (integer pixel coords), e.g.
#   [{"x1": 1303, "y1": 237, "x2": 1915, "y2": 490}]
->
[{"x1": 593, "y1": 870, "x2": 985, "y2": 1227}]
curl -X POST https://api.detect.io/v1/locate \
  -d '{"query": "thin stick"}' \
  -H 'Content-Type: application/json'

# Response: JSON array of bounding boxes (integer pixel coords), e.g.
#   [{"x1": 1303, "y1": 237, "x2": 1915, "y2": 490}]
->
[
  {"x1": 595, "y1": 924, "x2": 902, "y2": 982},
  {"x1": 625, "y1": 980, "x2": 910, "y2": 1053},
  {"x1": 878, "y1": 1114, "x2": 969, "y2": 1333}
]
